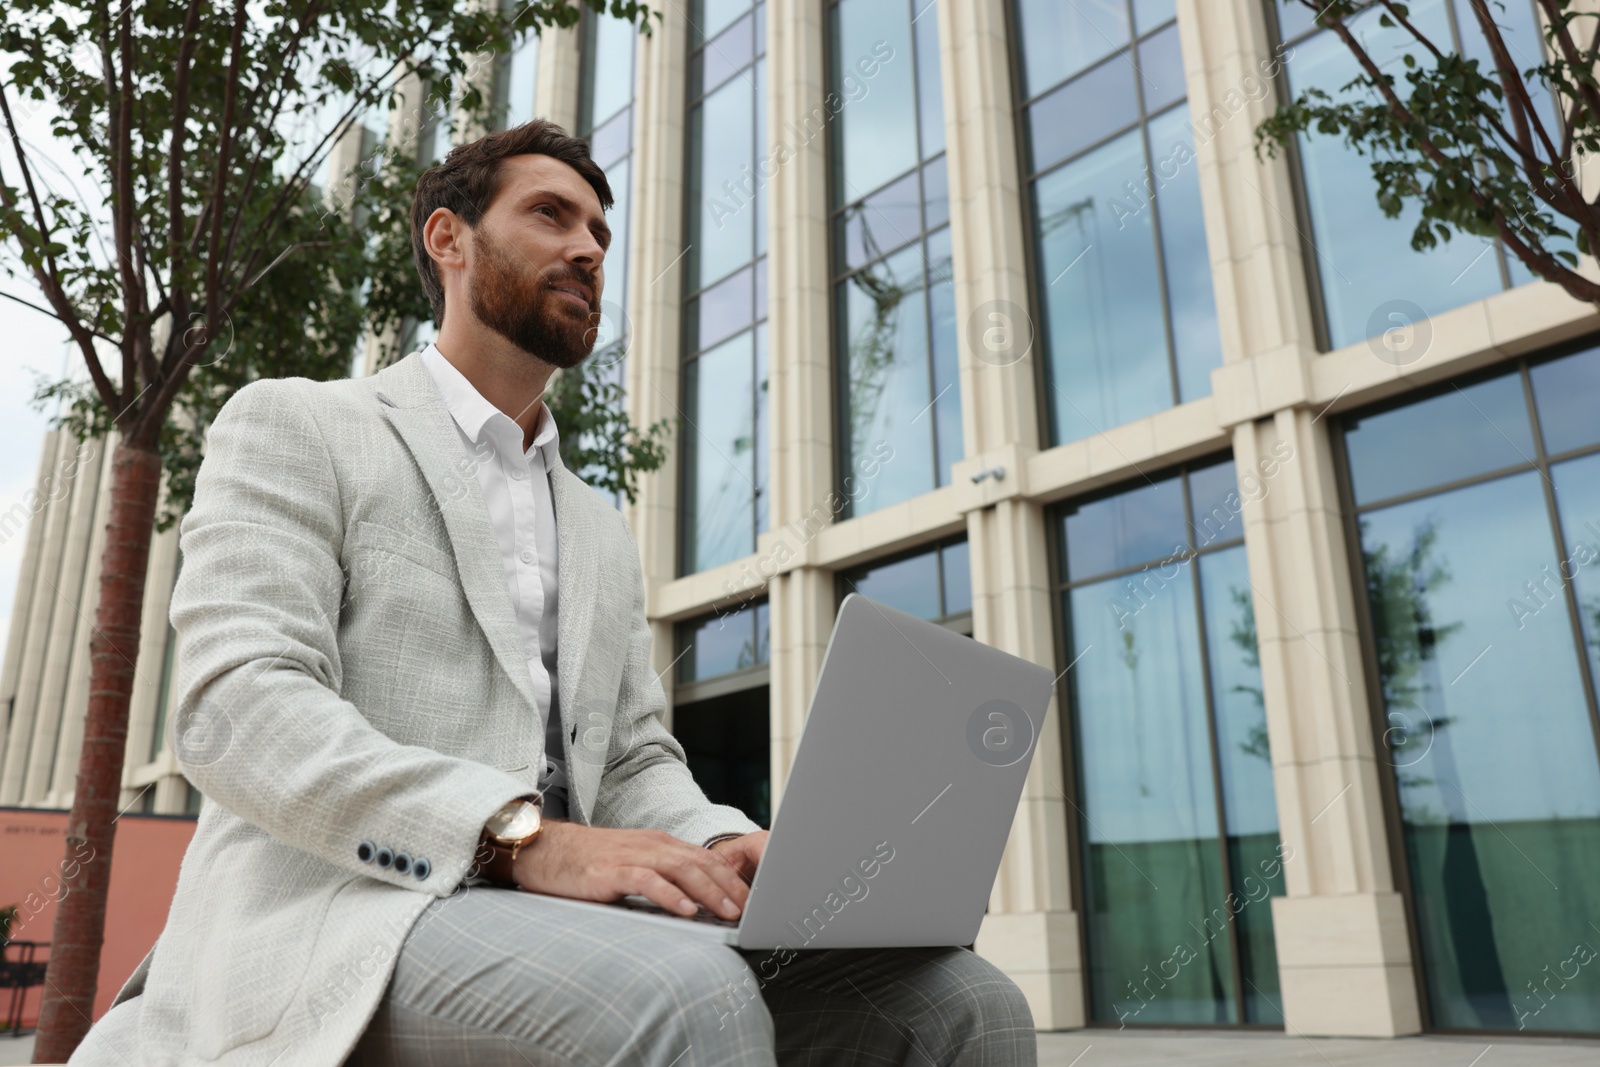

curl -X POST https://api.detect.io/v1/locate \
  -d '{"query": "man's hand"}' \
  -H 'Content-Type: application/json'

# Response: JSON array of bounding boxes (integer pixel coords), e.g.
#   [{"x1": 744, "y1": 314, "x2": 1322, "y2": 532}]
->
[
  {"x1": 708, "y1": 830, "x2": 768, "y2": 887},
  {"x1": 511, "y1": 820, "x2": 755, "y2": 920}
]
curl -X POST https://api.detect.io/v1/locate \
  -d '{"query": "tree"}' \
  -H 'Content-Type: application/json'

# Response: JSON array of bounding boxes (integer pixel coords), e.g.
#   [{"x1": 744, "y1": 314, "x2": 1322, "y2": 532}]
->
[
  {"x1": 0, "y1": 1, "x2": 660, "y2": 1058},
  {"x1": 1256, "y1": 0, "x2": 1600, "y2": 304}
]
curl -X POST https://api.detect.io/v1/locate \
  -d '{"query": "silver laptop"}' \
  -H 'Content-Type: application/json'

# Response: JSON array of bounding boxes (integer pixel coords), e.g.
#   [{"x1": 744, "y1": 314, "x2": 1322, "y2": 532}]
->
[{"x1": 529, "y1": 593, "x2": 1054, "y2": 949}]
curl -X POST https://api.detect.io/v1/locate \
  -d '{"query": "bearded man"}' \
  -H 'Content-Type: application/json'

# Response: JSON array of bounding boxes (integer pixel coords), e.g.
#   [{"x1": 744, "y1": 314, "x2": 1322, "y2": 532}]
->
[{"x1": 69, "y1": 120, "x2": 1035, "y2": 1067}]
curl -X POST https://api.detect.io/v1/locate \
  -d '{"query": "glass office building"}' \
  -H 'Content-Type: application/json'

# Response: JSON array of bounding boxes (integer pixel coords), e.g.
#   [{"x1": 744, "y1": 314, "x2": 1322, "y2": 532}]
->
[{"x1": 4, "y1": 0, "x2": 1597, "y2": 1042}]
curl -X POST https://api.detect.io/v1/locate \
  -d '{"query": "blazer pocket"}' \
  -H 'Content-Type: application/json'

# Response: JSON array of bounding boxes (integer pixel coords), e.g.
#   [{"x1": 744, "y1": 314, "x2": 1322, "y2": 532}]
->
[{"x1": 345, "y1": 519, "x2": 458, "y2": 582}]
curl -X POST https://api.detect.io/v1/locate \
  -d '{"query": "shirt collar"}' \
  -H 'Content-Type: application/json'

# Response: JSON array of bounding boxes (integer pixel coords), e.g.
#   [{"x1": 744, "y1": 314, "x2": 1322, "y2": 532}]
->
[{"x1": 420, "y1": 343, "x2": 561, "y2": 463}]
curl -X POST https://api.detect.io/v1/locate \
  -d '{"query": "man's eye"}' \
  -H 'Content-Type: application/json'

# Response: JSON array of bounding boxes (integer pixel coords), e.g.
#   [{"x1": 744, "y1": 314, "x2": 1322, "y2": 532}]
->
[{"x1": 534, "y1": 205, "x2": 556, "y2": 218}]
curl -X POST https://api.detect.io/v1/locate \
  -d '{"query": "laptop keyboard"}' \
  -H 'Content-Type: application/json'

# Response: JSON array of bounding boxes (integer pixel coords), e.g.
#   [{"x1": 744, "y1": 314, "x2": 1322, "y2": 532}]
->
[{"x1": 615, "y1": 895, "x2": 741, "y2": 928}]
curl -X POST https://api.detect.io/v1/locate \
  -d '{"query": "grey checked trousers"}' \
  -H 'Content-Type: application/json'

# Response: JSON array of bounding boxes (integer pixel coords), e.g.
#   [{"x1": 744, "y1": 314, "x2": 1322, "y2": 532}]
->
[{"x1": 344, "y1": 884, "x2": 1038, "y2": 1066}]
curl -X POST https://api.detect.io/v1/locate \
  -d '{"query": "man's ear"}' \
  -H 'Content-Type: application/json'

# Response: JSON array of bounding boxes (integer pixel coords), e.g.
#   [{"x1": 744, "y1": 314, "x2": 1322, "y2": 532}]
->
[{"x1": 423, "y1": 207, "x2": 469, "y2": 274}]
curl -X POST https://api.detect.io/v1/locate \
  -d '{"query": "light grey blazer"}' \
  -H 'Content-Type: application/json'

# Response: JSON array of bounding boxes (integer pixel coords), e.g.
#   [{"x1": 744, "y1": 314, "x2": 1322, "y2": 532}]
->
[{"x1": 91, "y1": 350, "x2": 760, "y2": 1066}]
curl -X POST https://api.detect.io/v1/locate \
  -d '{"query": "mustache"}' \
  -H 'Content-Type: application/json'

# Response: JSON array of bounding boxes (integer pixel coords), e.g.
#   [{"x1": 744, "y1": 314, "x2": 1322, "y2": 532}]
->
[{"x1": 539, "y1": 267, "x2": 600, "y2": 309}]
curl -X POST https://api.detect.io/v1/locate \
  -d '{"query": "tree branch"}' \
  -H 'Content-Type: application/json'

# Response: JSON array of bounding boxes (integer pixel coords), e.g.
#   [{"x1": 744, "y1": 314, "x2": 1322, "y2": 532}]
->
[
  {"x1": 0, "y1": 75, "x2": 119, "y2": 415},
  {"x1": 165, "y1": 0, "x2": 205, "y2": 333}
]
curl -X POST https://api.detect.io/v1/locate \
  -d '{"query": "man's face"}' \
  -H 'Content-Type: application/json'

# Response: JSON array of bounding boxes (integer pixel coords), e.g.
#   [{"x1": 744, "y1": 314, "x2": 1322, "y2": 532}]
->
[{"x1": 464, "y1": 154, "x2": 611, "y2": 369}]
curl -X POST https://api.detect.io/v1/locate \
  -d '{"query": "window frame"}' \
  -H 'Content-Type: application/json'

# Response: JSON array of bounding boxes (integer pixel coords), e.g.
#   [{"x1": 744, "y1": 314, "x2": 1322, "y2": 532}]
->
[{"x1": 1332, "y1": 336, "x2": 1600, "y2": 1038}]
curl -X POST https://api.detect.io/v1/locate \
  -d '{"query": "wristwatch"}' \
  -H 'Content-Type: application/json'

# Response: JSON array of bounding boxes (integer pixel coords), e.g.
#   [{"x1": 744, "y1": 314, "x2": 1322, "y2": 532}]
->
[{"x1": 474, "y1": 793, "x2": 544, "y2": 887}]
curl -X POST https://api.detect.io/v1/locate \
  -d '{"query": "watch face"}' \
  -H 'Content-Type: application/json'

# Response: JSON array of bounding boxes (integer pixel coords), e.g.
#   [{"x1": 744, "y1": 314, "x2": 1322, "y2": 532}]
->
[{"x1": 491, "y1": 801, "x2": 541, "y2": 841}]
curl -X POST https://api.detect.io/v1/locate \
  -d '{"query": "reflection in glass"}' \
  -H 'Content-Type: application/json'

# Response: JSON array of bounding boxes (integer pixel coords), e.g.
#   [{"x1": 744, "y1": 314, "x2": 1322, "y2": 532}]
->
[
  {"x1": 1018, "y1": 0, "x2": 1218, "y2": 447},
  {"x1": 1065, "y1": 475, "x2": 1186, "y2": 581},
  {"x1": 1356, "y1": 473, "x2": 1600, "y2": 1031},
  {"x1": 1553, "y1": 452, "x2": 1600, "y2": 708},
  {"x1": 1531, "y1": 343, "x2": 1600, "y2": 456},
  {"x1": 1036, "y1": 130, "x2": 1171, "y2": 444},
  {"x1": 690, "y1": 73, "x2": 755, "y2": 288},
  {"x1": 1015, "y1": 0, "x2": 1130, "y2": 96},
  {"x1": 679, "y1": 599, "x2": 771, "y2": 682},
  {"x1": 830, "y1": 0, "x2": 918, "y2": 199},
  {"x1": 682, "y1": 3, "x2": 767, "y2": 575},
  {"x1": 1069, "y1": 572, "x2": 1235, "y2": 1025},
  {"x1": 848, "y1": 550, "x2": 941, "y2": 621},
  {"x1": 699, "y1": 11, "x2": 754, "y2": 95},
  {"x1": 838, "y1": 243, "x2": 937, "y2": 514},
  {"x1": 1027, "y1": 58, "x2": 1139, "y2": 174},
  {"x1": 837, "y1": 169, "x2": 921, "y2": 271},
  {"x1": 1198, "y1": 547, "x2": 1283, "y2": 1024},
  {"x1": 1147, "y1": 104, "x2": 1221, "y2": 402},
  {"x1": 843, "y1": 539, "x2": 971, "y2": 624},
  {"x1": 696, "y1": 0, "x2": 752, "y2": 45},
  {"x1": 684, "y1": 333, "x2": 758, "y2": 573},
  {"x1": 1137, "y1": 22, "x2": 1186, "y2": 113},
  {"x1": 1058, "y1": 460, "x2": 1283, "y2": 1026},
  {"x1": 492, "y1": 3, "x2": 538, "y2": 131},
  {"x1": 1285, "y1": 1, "x2": 1508, "y2": 348},
  {"x1": 1187, "y1": 459, "x2": 1243, "y2": 548},
  {"x1": 1343, "y1": 373, "x2": 1533, "y2": 506},
  {"x1": 831, "y1": 0, "x2": 957, "y2": 518},
  {"x1": 581, "y1": 11, "x2": 636, "y2": 133}
]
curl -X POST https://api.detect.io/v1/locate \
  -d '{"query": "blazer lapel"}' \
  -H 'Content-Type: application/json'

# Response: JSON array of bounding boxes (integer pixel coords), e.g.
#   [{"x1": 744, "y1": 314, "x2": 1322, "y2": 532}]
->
[
  {"x1": 549, "y1": 462, "x2": 600, "y2": 816},
  {"x1": 373, "y1": 352, "x2": 539, "y2": 720}
]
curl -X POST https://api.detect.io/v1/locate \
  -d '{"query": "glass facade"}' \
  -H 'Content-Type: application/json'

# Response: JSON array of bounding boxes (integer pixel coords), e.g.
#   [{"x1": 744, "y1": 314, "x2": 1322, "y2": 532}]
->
[
  {"x1": 1342, "y1": 344, "x2": 1600, "y2": 1034},
  {"x1": 681, "y1": 0, "x2": 769, "y2": 575},
  {"x1": 840, "y1": 538, "x2": 971, "y2": 630},
  {"x1": 1015, "y1": 0, "x2": 1222, "y2": 447},
  {"x1": 674, "y1": 600, "x2": 772, "y2": 827},
  {"x1": 1054, "y1": 458, "x2": 1284, "y2": 1025},
  {"x1": 578, "y1": 6, "x2": 638, "y2": 360},
  {"x1": 828, "y1": 0, "x2": 961, "y2": 517},
  {"x1": 492, "y1": 0, "x2": 539, "y2": 131},
  {"x1": 1274, "y1": 0, "x2": 1554, "y2": 349}
]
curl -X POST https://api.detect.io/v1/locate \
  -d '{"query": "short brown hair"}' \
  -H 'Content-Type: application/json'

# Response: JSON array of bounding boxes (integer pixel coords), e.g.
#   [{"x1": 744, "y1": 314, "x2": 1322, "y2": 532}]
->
[{"x1": 409, "y1": 119, "x2": 614, "y2": 328}]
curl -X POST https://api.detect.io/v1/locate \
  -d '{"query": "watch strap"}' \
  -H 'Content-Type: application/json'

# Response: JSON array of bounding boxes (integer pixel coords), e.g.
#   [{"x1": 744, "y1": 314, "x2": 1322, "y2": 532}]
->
[{"x1": 473, "y1": 794, "x2": 543, "y2": 887}]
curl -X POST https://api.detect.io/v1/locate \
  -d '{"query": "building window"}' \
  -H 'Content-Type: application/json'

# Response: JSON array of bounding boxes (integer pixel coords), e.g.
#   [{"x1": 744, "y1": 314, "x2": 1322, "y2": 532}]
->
[
  {"x1": 839, "y1": 537, "x2": 971, "y2": 634},
  {"x1": 579, "y1": 6, "x2": 638, "y2": 361},
  {"x1": 681, "y1": 0, "x2": 768, "y2": 575},
  {"x1": 400, "y1": 78, "x2": 457, "y2": 357},
  {"x1": 1339, "y1": 341, "x2": 1600, "y2": 1035},
  {"x1": 674, "y1": 600, "x2": 771, "y2": 827},
  {"x1": 1272, "y1": 0, "x2": 1553, "y2": 350},
  {"x1": 185, "y1": 781, "x2": 204, "y2": 816},
  {"x1": 1053, "y1": 458, "x2": 1284, "y2": 1026},
  {"x1": 492, "y1": 0, "x2": 540, "y2": 130},
  {"x1": 1014, "y1": 0, "x2": 1221, "y2": 447},
  {"x1": 828, "y1": 0, "x2": 960, "y2": 517}
]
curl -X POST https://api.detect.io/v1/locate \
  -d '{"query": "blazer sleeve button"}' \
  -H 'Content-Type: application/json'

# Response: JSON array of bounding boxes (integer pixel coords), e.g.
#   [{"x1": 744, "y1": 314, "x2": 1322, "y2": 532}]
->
[
  {"x1": 413, "y1": 857, "x2": 431, "y2": 880},
  {"x1": 357, "y1": 840, "x2": 375, "y2": 862},
  {"x1": 393, "y1": 852, "x2": 412, "y2": 874},
  {"x1": 375, "y1": 846, "x2": 394, "y2": 868}
]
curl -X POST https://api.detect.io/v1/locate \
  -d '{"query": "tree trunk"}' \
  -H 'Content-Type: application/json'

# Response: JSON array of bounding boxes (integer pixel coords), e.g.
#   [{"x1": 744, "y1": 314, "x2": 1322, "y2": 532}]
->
[{"x1": 32, "y1": 438, "x2": 163, "y2": 1063}]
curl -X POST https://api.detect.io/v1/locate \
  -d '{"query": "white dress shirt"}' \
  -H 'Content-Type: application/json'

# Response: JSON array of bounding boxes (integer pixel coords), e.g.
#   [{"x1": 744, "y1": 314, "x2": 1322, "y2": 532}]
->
[{"x1": 421, "y1": 344, "x2": 568, "y2": 819}]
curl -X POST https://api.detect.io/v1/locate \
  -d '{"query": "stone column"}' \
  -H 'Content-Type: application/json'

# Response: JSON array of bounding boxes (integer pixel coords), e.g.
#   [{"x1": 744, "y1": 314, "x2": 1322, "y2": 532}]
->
[
  {"x1": 0, "y1": 430, "x2": 72, "y2": 804},
  {"x1": 937, "y1": 0, "x2": 1080, "y2": 1029},
  {"x1": 1196, "y1": 0, "x2": 1421, "y2": 1036},
  {"x1": 47, "y1": 433, "x2": 118, "y2": 807},
  {"x1": 0, "y1": 430, "x2": 58, "y2": 788},
  {"x1": 119, "y1": 522, "x2": 182, "y2": 781},
  {"x1": 623, "y1": 0, "x2": 688, "y2": 703},
  {"x1": 22, "y1": 430, "x2": 104, "y2": 802},
  {"x1": 763, "y1": 0, "x2": 836, "y2": 802},
  {"x1": 537, "y1": 24, "x2": 583, "y2": 130}
]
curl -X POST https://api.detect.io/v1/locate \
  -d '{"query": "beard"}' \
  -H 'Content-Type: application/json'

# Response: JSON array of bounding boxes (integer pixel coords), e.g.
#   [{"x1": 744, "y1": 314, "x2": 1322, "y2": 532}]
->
[{"x1": 467, "y1": 225, "x2": 601, "y2": 369}]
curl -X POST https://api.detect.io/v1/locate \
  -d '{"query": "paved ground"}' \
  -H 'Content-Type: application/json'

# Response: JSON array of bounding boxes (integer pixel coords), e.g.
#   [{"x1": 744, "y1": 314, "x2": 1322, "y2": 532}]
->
[
  {"x1": 4, "y1": 1029, "x2": 1597, "y2": 1064},
  {"x1": 1038, "y1": 1029, "x2": 1600, "y2": 1065}
]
